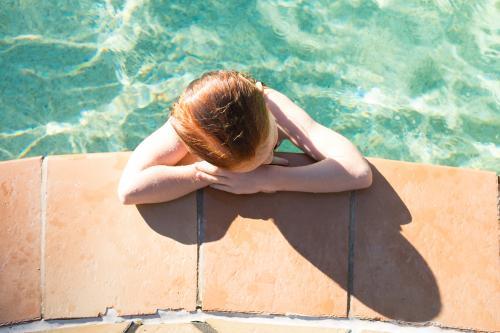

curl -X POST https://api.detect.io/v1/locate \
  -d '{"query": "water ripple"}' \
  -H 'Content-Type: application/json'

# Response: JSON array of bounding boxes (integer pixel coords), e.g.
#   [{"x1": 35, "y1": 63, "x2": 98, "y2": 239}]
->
[{"x1": 0, "y1": 0, "x2": 498, "y2": 172}]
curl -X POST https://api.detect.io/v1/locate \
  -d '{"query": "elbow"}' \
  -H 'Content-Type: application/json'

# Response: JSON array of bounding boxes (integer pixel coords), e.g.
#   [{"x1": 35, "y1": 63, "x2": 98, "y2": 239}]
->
[
  {"x1": 117, "y1": 183, "x2": 135, "y2": 205},
  {"x1": 117, "y1": 188, "x2": 130, "y2": 205},
  {"x1": 353, "y1": 163, "x2": 373, "y2": 190}
]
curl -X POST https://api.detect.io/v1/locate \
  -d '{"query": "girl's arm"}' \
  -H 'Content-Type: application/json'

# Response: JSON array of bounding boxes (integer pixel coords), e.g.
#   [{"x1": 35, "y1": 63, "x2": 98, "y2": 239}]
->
[
  {"x1": 117, "y1": 119, "x2": 211, "y2": 205},
  {"x1": 261, "y1": 88, "x2": 372, "y2": 192},
  {"x1": 258, "y1": 89, "x2": 372, "y2": 192},
  {"x1": 261, "y1": 152, "x2": 372, "y2": 193},
  {"x1": 194, "y1": 88, "x2": 372, "y2": 194}
]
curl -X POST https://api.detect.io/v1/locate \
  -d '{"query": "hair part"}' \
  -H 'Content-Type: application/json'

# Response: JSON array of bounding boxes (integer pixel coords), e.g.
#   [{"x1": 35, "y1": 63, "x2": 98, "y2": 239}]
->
[{"x1": 169, "y1": 70, "x2": 270, "y2": 170}]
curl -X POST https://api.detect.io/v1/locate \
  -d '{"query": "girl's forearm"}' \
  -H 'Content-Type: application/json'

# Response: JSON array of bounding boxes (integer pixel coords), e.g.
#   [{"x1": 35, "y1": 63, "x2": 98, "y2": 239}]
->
[
  {"x1": 118, "y1": 164, "x2": 210, "y2": 205},
  {"x1": 262, "y1": 158, "x2": 372, "y2": 193}
]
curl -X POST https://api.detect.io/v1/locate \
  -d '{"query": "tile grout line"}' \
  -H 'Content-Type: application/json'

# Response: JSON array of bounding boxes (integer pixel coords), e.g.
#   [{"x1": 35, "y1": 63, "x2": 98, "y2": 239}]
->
[
  {"x1": 195, "y1": 189, "x2": 204, "y2": 309},
  {"x1": 496, "y1": 176, "x2": 499, "y2": 222},
  {"x1": 346, "y1": 190, "x2": 356, "y2": 317},
  {"x1": 123, "y1": 321, "x2": 138, "y2": 333},
  {"x1": 40, "y1": 156, "x2": 48, "y2": 318}
]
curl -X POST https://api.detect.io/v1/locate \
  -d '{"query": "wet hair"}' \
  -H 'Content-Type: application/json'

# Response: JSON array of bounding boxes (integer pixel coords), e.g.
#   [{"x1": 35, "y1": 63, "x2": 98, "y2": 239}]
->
[{"x1": 169, "y1": 70, "x2": 270, "y2": 170}]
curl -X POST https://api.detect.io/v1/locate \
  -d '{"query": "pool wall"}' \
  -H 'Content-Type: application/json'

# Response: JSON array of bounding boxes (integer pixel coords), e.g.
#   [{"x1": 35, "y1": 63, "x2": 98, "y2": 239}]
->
[{"x1": 0, "y1": 152, "x2": 498, "y2": 332}]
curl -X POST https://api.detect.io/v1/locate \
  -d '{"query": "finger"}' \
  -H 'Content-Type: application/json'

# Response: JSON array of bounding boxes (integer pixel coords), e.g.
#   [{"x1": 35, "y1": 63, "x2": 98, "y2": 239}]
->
[
  {"x1": 196, "y1": 171, "x2": 226, "y2": 184},
  {"x1": 194, "y1": 161, "x2": 227, "y2": 176}
]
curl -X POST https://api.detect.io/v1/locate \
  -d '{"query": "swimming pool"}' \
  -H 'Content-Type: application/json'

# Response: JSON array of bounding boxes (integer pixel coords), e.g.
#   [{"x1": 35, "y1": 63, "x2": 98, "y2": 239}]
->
[{"x1": 0, "y1": 0, "x2": 498, "y2": 172}]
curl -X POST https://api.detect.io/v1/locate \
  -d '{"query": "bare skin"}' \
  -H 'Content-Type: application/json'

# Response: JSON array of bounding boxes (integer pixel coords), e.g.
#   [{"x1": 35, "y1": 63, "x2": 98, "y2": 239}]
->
[{"x1": 117, "y1": 83, "x2": 372, "y2": 204}]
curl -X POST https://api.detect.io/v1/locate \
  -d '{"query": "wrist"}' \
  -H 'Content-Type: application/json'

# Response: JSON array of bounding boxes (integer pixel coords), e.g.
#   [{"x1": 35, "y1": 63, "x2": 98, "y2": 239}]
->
[
  {"x1": 258, "y1": 165, "x2": 282, "y2": 193},
  {"x1": 188, "y1": 163, "x2": 212, "y2": 186}
]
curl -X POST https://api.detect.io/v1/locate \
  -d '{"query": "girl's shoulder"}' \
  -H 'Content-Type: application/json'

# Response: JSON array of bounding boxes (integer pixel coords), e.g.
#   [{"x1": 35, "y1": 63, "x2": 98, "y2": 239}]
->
[
  {"x1": 124, "y1": 118, "x2": 197, "y2": 173},
  {"x1": 263, "y1": 86, "x2": 333, "y2": 162},
  {"x1": 262, "y1": 87, "x2": 313, "y2": 143}
]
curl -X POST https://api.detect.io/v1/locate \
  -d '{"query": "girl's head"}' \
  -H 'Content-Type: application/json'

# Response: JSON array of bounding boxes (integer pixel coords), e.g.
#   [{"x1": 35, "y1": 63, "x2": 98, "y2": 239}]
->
[{"x1": 170, "y1": 70, "x2": 278, "y2": 172}]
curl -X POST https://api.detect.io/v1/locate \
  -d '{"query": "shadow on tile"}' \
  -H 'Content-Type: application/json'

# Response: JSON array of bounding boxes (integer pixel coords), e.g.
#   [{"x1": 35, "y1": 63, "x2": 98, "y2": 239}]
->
[
  {"x1": 136, "y1": 193, "x2": 197, "y2": 245},
  {"x1": 135, "y1": 153, "x2": 441, "y2": 322},
  {"x1": 351, "y1": 163, "x2": 441, "y2": 322}
]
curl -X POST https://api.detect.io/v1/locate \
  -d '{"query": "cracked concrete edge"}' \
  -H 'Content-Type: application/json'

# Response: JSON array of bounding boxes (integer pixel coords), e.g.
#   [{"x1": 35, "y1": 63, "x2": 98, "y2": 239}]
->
[{"x1": 0, "y1": 308, "x2": 482, "y2": 333}]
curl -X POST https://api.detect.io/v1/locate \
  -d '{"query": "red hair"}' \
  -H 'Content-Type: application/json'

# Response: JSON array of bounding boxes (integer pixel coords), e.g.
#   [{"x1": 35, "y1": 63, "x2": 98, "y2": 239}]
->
[{"x1": 169, "y1": 70, "x2": 270, "y2": 170}]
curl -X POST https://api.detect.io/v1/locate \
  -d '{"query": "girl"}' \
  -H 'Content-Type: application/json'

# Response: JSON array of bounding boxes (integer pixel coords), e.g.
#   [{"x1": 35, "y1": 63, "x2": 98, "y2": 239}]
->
[{"x1": 118, "y1": 70, "x2": 372, "y2": 204}]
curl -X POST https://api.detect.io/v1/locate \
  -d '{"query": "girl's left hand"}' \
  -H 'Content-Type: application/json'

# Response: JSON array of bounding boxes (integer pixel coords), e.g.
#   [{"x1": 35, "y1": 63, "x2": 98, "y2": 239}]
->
[{"x1": 193, "y1": 161, "x2": 274, "y2": 194}]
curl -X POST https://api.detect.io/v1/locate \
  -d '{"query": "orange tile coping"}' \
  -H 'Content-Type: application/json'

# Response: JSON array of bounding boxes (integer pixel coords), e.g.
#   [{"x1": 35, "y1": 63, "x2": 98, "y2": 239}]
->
[
  {"x1": 350, "y1": 158, "x2": 499, "y2": 331},
  {"x1": 201, "y1": 154, "x2": 350, "y2": 317},
  {"x1": 0, "y1": 152, "x2": 498, "y2": 332},
  {"x1": 43, "y1": 153, "x2": 197, "y2": 318},
  {"x1": 0, "y1": 157, "x2": 42, "y2": 326},
  {"x1": 206, "y1": 318, "x2": 349, "y2": 332},
  {"x1": 27, "y1": 322, "x2": 131, "y2": 333}
]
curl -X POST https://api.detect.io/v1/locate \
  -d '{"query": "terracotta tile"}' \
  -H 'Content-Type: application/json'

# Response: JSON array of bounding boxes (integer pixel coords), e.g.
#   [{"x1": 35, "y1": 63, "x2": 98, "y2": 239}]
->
[
  {"x1": 136, "y1": 322, "x2": 213, "y2": 332},
  {"x1": 351, "y1": 158, "x2": 499, "y2": 331},
  {"x1": 207, "y1": 318, "x2": 349, "y2": 332},
  {"x1": 44, "y1": 152, "x2": 197, "y2": 319},
  {"x1": 0, "y1": 157, "x2": 42, "y2": 325},
  {"x1": 202, "y1": 153, "x2": 350, "y2": 317},
  {"x1": 28, "y1": 321, "x2": 131, "y2": 333}
]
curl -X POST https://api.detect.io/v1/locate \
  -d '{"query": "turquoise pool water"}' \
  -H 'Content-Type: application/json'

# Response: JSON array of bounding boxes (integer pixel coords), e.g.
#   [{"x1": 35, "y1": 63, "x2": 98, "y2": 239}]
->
[{"x1": 0, "y1": 0, "x2": 499, "y2": 172}]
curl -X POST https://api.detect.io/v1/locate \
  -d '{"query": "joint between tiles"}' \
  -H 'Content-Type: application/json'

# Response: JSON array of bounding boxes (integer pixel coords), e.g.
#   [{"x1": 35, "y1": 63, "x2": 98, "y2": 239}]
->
[
  {"x1": 40, "y1": 156, "x2": 48, "y2": 317},
  {"x1": 346, "y1": 190, "x2": 356, "y2": 317},
  {"x1": 196, "y1": 189, "x2": 204, "y2": 308},
  {"x1": 496, "y1": 176, "x2": 499, "y2": 222},
  {"x1": 124, "y1": 320, "x2": 141, "y2": 333}
]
